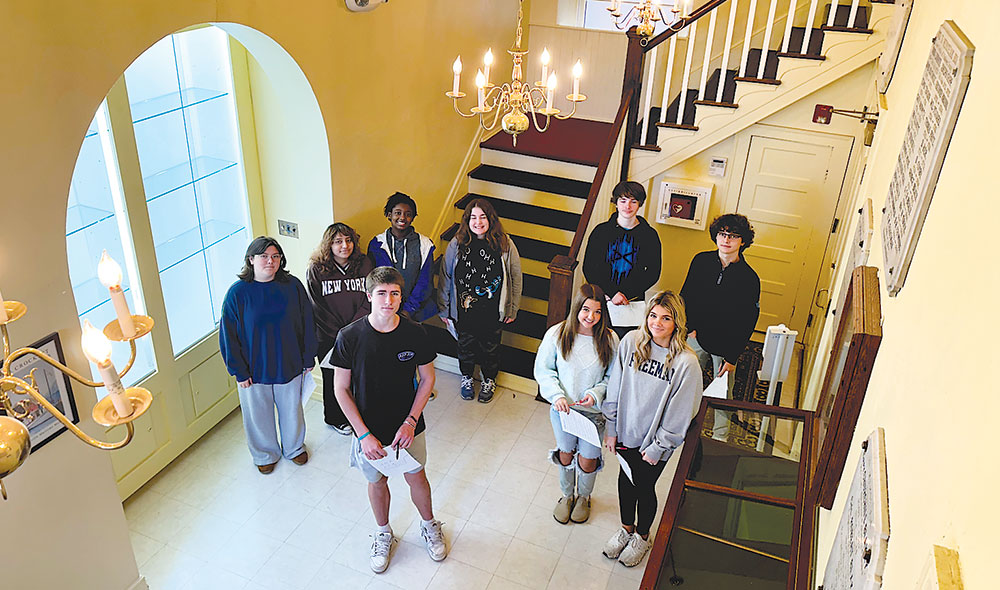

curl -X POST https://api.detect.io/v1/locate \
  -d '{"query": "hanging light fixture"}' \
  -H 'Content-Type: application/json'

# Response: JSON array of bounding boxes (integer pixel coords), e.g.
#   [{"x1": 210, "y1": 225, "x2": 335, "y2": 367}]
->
[
  {"x1": 0, "y1": 252, "x2": 155, "y2": 500},
  {"x1": 608, "y1": 0, "x2": 692, "y2": 39},
  {"x1": 447, "y1": 0, "x2": 586, "y2": 146}
]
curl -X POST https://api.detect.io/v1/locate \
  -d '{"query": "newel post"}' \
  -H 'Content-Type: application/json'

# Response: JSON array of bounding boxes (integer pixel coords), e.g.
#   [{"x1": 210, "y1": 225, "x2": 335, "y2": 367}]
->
[{"x1": 545, "y1": 255, "x2": 578, "y2": 328}]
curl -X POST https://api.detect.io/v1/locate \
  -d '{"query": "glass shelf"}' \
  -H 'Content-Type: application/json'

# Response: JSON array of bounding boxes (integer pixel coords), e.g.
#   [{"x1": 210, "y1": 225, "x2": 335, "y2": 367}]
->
[
  {"x1": 66, "y1": 203, "x2": 115, "y2": 237},
  {"x1": 143, "y1": 156, "x2": 237, "y2": 202},
  {"x1": 155, "y1": 220, "x2": 245, "y2": 273},
  {"x1": 130, "y1": 87, "x2": 228, "y2": 124}
]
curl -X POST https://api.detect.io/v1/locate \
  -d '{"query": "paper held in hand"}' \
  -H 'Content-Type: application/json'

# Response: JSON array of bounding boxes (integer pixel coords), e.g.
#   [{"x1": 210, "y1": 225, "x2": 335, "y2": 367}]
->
[
  {"x1": 558, "y1": 409, "x2": 602, "y2": 448},
  {"x1": 702, "y1": 373, "x2": 729, "y2": 399},
  {"x1": 607, "y1": 300, "x2": 646, "y2": 327},
  {"x1": 366, "y1": 446, "x2": 422, "y2": 477},
  {"x1": 616, "y1": 452, "x2": 634, "y2": 483}
]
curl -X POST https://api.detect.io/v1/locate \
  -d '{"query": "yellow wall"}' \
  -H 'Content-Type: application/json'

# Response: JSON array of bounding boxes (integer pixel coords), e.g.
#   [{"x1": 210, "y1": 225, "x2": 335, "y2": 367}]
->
[
  {"x1": 0, "y1": 1, "x2": 514, "y2": 588},
  {"x1": 811, "y1": 1, "x2": 998, "y2": 587}
]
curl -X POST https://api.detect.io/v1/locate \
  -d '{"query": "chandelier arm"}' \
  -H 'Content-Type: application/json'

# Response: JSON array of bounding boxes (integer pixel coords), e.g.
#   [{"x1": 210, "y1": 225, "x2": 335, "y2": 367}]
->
[
  {"x1": 119, "y1": 339, "x2": 138, "y2": 376},
  {"x1": 481, "y1": 106, "x2": 502, "y2": 131},
  {"x1": 554, "y1": 100, "x2": 580, "y2": 120},
  {"x1": 525, "y1": 97, "x2": 551, "y2": 134},
  {"x1": 0, "y1": 375, "x2": 136, "y2": 450},
  {"x1": 3, "y1": 346, "x2": 106, "y2": 389},
  {"x1": 1, "y1": 325, "x2": 10, "y2": 360},
  {"x1": 452, "y1": 99, "x2": 481, "y2": 119}
]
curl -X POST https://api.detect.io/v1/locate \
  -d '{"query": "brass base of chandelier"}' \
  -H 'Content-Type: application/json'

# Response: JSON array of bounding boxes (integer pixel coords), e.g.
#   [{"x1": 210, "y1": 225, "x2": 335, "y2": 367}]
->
[
  {"x1": 103, "y1": 314, "x2": 155, "y2": 342},
  {"x1": 471, "y1": 106, "x2": 491, "y2": 114},
  {"x1": 446, "y1": 91, "x2": 467, "y2": 99},
  {"x1": 92, "y1": 387, "x2": 153, "y2": 427},
  {"x1": 567, "y1": 93, "x2": 587, "y2": 103},
  {"x1": 0, "y1": 301, "x2": 27, "y2": 325},
  {"x1": 537, "y1": 107, "x2": 561, "y2": 116}
]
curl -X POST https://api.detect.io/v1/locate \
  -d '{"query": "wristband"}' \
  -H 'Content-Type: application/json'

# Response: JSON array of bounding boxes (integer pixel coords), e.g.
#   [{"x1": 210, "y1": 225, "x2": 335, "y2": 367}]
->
[
  {"x1": 358, "y1": 431, "x2": 370, "y2": 441},
  {"x1": 407, "y1": 415, "x2": 419, "y2": 425}
]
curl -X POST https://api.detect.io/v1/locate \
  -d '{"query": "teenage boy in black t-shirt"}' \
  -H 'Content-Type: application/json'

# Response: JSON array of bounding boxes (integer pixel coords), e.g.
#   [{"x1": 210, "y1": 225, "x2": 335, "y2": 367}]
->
[{"x1": 331, "y1": 266, "x2": 447, "y2": 573}]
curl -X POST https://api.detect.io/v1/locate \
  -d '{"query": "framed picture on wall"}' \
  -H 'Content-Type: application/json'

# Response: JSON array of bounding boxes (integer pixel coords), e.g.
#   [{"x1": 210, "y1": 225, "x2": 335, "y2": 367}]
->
[{"x1": 2, "y1": 333, "x2": 79, "y2": 452}]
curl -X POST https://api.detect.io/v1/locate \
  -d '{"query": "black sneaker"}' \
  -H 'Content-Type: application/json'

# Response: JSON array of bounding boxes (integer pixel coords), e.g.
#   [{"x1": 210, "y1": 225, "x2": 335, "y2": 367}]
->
[{"x1": 478, "y1": 378, "x2": 496, "y2": 403}]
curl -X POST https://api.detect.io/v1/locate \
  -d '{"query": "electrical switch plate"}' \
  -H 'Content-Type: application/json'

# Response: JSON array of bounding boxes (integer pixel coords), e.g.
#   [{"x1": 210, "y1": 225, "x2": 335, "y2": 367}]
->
[
  {"x1": 278, "y1": 219, "x2": 299, "y2": 239},
  {"x1": 709, "y1": 157, "x2": 728, "y2": 177}
]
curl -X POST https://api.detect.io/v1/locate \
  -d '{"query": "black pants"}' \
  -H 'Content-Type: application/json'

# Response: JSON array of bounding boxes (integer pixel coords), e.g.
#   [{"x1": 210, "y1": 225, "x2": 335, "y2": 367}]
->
[
  {"x1": 456, "y1": 318, "x2": 503, "y2": 380},
  {"x1": 317, "y1": 339, "x2": 348, "y2": 428},
  {"x1": 617, "y1": 447, "x2": 668, "y2": 536}
]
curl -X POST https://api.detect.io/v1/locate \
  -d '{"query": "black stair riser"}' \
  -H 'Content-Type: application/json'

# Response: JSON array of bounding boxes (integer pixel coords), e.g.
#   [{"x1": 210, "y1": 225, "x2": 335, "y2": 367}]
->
[
  {"x1": 470, "y1": 164, "x2": 591, "y2": 200},
  {"x1": 456, "y1": 193, "x2": 580, "y2": 233}
]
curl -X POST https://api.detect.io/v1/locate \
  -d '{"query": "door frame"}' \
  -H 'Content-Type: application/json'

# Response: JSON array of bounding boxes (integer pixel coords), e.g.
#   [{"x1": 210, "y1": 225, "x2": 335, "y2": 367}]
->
[{"x1": 726, "y1": 123, "x2": 860, "y2": 355}]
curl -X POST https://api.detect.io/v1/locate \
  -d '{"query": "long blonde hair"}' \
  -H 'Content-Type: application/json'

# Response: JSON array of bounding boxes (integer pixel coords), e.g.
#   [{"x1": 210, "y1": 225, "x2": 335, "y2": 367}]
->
[
  {"x1": 557, "y1": 284, "x2": 616, "y2": 368},
  {"x1": 633, "y1": 290, "x2": 691, "y2": 367}
]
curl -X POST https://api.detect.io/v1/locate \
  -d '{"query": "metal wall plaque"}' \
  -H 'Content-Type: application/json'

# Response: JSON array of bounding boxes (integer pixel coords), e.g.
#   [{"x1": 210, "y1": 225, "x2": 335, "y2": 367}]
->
[
  {"x1": 880, "y1": 21, "x2": 973, "y2": 296},
  {"x1": 822, "y1": 428, "x2": 890, "y2": 590}
]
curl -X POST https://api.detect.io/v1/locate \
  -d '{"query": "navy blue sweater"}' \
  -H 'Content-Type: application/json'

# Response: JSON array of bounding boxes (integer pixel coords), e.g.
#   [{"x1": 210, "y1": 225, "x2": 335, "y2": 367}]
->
[{"x1": 219, "y1": 277, "x2": 317, "y2": 384}]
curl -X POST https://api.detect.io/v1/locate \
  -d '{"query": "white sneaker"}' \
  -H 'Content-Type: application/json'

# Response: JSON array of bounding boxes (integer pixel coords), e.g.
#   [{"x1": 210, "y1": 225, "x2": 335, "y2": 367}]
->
[
  {"x1": 420, "y1": 519, "x2": 448, "y2": 561},
  {"x1": 370, "y1": 531, "x2": 395, "y2": 573},
  {"x1": 618, "y1": 533, "x2": 651, "y2": 567},
  {"x1": 602, "y1": 527, "x2": 632, "y2": 559}
]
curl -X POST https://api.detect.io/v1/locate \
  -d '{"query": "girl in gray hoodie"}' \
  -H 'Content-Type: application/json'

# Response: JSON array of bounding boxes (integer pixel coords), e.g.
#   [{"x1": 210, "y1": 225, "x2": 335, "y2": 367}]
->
[{"x1": 601, "y1": 291, "x2": 702, "y2": 567}]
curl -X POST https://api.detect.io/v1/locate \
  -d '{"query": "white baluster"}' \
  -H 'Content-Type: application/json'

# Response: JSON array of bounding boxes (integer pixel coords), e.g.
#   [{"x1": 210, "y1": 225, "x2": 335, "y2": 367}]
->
[
  {"x1": 848, "y1": 0, "x2": 861, "y2": 29},
  {"x1": 677, "y1": 20, "x2": 698, "y2": 125},
  {"x1": 660, "y1": 36, "x2": 678, "y2": 123},
  {"x1": 717, "y1": 0, "x2": 739, "y2": 102},
  {"x1": 738, "y1": 0, "x2": 759, "y2": 77},
  {"x1": 826, "y1": 0, "x2": 838, "y2": 27},
  {"x1": 757, "y1": 0, "x2": 779, "y2": 79},
  {"x1": 802, "y1": 0, "x2": 819, "y2": 54},
  {"x1": 640, "y1": 45, "x2": 658, "y2": 144},
  {"x1": 781, "y1": 0, "x2": 798, "y2": 54},
  {"x1": 698, "y1": 9, "x2": 718, "y2": 100}
]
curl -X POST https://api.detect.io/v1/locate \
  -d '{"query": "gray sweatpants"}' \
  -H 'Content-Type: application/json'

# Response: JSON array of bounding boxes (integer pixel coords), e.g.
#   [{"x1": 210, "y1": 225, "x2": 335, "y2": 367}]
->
[{"x1": 238, "y1": 373, "x2": 306, "y2": 465}]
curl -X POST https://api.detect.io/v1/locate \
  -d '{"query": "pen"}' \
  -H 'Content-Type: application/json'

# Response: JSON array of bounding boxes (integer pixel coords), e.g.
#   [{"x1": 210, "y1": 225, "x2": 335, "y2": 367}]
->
[{"x1": 395, "y1": 443, "x2": 399, "y2": 460}]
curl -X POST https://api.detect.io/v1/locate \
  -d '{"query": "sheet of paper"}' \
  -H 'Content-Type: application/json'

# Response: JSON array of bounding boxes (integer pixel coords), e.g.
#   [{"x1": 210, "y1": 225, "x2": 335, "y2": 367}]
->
[
  {"x1": 319, "y1": 347, "x2": 336, "y2": 370},
  {"x1": 365, "y1": 446, "x2": 422, "y2": 477},
  {"x1": 300, "y1": 372, "x2": 317, "y2": 407},
  {"x1": 607, "y1": 300, "x2": 646, "y2": 327},
  {"x1": 703, "y1": 373, "x2": 729, "y2": 399},
  {"x1": 558, "y1": 409, "x2": 602, "y2": 448},
  {"x1": 616, "y1": 452, "x2": 634, "y2": 483}
]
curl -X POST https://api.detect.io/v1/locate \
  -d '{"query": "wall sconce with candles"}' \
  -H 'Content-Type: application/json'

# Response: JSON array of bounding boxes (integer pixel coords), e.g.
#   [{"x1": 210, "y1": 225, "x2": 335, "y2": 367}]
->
[
  {"x1": 447, "y1": 0, "x2": 586, "y2": 146},
  {"x1": 0, "y1": 251, "x2": 154, "y2": 500}
]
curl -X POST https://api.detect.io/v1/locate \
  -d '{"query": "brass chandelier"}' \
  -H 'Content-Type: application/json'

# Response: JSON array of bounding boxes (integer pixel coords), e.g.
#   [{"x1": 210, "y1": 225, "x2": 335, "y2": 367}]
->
[
  {"x1": 447, "y1": 0, "x2": 586, "y2": 146},
  {"x1": 0, "y1": 252, "x2": 154, "y2": 500},
  {"x1": 609, "y1": 0, "x2": 692, "y2": 39}
]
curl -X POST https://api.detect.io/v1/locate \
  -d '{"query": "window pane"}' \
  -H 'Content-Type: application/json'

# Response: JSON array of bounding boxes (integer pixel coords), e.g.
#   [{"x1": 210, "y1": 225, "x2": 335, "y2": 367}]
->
[
  {"x1": 65, "y1": 105, "x2": 156, "y2": 388},
  {"x1": 126, "y1": 27, "x2": 251, "y2": 356}
]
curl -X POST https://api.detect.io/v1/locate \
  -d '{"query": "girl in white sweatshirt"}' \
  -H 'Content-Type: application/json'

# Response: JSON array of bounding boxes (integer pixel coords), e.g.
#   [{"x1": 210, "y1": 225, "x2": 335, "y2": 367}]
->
[
  {"x1": 534, "y1": 284, "x2": 619, "y2": 524},
  {"x1": 601, "y1": 290, "x2": 702, "y2": 567}
]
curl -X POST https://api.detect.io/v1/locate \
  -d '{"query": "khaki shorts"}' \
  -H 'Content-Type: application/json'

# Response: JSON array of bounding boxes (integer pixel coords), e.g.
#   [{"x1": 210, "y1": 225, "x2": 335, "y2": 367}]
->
[{"x1": 350, "y1": 432, "x2": 427, "y2": 483}]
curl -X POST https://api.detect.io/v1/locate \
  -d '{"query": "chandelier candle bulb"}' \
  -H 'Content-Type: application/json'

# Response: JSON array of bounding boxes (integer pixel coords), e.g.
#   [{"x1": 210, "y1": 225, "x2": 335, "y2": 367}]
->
[
  {"x1": 546, "y1": 72, "x2": 557, "y2": 110},
  {"x1": 452, "y1": 56, "x2": 462, "y2": 95},
  {"x1": 572, "y1": 60, "x2": 583, "y2": 96},
  {"x1": 475, "y1": 69, "x2": 486, "y2": 110},
  {"x1": 483, "y1": 48, "x2": 494, "y2": 86},
  {"x1": 81, "y1": 320, "x2": 133, "y2": 418},
  {"x1": 97, "y1": 251, "x2": 135, "y2": 337},
  {"x1": 540, "y1": 48, "x2": 550, "y2": 85}
]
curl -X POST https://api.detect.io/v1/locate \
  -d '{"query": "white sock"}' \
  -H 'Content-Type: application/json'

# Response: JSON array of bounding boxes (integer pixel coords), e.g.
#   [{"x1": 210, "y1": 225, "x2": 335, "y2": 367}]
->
[
  {"x1": 421, "y1": 518, "x2": 435, "y2": 528},
  {"x1": 377, "y1": 523, "x2": 392, "y2": 534}
]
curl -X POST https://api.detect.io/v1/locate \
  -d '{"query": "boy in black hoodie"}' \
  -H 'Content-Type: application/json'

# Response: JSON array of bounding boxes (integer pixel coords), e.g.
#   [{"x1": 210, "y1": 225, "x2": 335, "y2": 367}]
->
[{"x1": 583, "y1": 181, "x2": 662, "y2": 336}]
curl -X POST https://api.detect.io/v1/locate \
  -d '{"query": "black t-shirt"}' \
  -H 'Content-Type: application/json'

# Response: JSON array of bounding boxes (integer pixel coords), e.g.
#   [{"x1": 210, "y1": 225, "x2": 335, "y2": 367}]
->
[{"x1": 330, "y1": 316, "x2": 436, "y2": 443}]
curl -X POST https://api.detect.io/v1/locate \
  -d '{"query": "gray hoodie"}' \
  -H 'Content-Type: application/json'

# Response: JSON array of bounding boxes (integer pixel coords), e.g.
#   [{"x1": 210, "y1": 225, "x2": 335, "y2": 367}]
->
[{"x1": 603, "y1": 330, "x2": 703, "y2": 462}]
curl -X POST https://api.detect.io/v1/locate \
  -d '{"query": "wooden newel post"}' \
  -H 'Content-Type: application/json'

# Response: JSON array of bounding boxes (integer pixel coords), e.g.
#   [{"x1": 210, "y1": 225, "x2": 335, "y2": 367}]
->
[
  {"x1": 546, "y1": 254, "x2": 577, "y2": 328},
  {"x1": 620, "y1": 28, "x2": 646, "y2": 182}
]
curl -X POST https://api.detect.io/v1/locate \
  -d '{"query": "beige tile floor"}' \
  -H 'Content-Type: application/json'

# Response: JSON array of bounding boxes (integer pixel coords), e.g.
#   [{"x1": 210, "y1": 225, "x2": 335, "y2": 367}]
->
[{"x1": 125, "y1": 370, "x2": 678, "y2": 590}]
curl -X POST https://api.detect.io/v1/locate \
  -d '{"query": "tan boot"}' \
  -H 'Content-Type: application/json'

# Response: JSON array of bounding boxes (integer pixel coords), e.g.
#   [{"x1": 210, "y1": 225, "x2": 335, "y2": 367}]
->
[
  {"x1": 553, "y1": 494, "x2": 575, "y2": 524},
  {"x1": 570, "y1": 495, "x2": 591, "y2": 523}
]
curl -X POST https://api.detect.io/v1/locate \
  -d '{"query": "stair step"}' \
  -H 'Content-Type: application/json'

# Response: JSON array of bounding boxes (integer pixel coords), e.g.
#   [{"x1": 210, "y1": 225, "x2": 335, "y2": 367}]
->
[
  {"x1": 733, "y1": 76, "x2": 782, "y2": 85},
  {"x1": 481, "y1": 148, "x2": 597, "y2": 183},
  {"x1": 508, "y1": 310, "x2": 548, "y2": 340},
  {"x1": 509, "y1": 234, "x2": 569, "y2": 264},
  {"x1": 456, "y1": 193, "x2": 580, "y2": 233},
  {"x1": 656, "y1": 122, "x2": 699, "y2": 131},
  {"x1": 523, "y1": 273, "x2": 549, "y2": 300},
  {"x1": 743, "y1": 48, "x2": 781, "y2": 80},
  {"x1": 775, "y1": 52, "x2": 826, "y2": 61},
  {"x1": 469, "y1": 164, "x2": 591, "y2": 200},
  {"x1": 820, "y1": 2, "x2": 870, "y2": 30},
  {"x1": 480, "y1": 118, "x2": 613, "y2": 167},
  {"x1": 692, "y1": 99, "x2": 739, "y2": 108},
  {"x1": 441, "y1": 222, "x2": 459, "y2": 242},
  {"x1": 784, "y1": 26, "x2": 826, "y2": 56},
  {"x1": 632, "y1": 144, "x2": 662, "y2": 152}
]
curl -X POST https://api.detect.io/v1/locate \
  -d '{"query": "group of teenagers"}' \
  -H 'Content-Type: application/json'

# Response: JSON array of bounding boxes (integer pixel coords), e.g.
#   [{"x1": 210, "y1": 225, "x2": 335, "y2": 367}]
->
[{"x1": 218, "y1": 181, "x2": 761, "y2": 574}]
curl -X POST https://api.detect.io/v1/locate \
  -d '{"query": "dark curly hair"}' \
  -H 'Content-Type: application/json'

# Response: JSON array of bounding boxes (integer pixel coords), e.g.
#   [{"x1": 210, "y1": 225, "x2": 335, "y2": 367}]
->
[
  {"x1": 383, "y1": 191, "x2": 418, "y2": 218},
  {"x1": 610, "y1": 180, "x2": 647, "y2": 205},
  {"x1": 310, "y1": 223, "x2": 367, "y2": 275},
  {"x1": 709, "y1": 213, "x2": 755, "y2": 252},
  {"x1": 237, "y1": 236, "x2": 290, "y2": 282}
]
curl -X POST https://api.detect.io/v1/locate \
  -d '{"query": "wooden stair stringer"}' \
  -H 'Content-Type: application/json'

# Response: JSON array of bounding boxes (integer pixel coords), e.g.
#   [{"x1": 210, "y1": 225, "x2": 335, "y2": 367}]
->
[{"x1": 629, "y1": 23, "x2": 887, "y2": 183}]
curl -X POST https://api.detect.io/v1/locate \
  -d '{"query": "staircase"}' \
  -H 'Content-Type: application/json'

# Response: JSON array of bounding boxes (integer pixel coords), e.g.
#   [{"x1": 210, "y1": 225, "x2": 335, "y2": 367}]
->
[
  {"x1": 428, "y1": 119, "x2": 612, "y2": 392},
  {"x1": 626, "y1": 0, "x2": 895, "y2": 182}
]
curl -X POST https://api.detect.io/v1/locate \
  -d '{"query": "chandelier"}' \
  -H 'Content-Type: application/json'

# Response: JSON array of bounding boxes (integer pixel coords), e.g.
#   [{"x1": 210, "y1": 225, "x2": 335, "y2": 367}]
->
[
  {"x1": 609, "y1": 0, "x2": 692, "y2": 38},
  {"x1": 0, "y1": 252, "x2": 154, "y2": 500},
  {"x1": 447, "y1": 0, "x2": 586, "y2": 146}
]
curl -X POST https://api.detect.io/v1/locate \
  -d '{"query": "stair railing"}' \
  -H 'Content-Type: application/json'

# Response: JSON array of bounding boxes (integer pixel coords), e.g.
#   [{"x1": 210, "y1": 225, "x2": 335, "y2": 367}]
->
[{"x1": 545, "y1": 1, "x2": 872, "y2": 326}]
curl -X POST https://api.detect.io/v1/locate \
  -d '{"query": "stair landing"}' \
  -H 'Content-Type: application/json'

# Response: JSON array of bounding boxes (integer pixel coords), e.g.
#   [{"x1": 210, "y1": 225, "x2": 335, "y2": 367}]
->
[{"x1": 481, "y1": 117, "x2": 613, "y2": 167}]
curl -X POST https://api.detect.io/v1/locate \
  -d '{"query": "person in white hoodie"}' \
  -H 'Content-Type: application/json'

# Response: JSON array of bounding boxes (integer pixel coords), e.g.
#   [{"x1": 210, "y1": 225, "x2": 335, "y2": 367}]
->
[
  {"x1": 534, "y1": 284, "x2": 619, "y2": 525},
  {"x1": 601, "y1": 291, "x2": 702, "y2": 567}
]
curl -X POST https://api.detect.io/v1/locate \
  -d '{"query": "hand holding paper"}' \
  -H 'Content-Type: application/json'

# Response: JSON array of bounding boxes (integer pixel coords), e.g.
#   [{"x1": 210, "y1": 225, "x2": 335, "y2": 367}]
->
[
  {"x1": 558, "y1": 409, "x2": 601, "y2": 448},
  {"x1": 365, "y1": 445, "x2": 421, "y2": 477},
  {"x1": 702, "y1": 373, "x2": 729, "y2": 399}
]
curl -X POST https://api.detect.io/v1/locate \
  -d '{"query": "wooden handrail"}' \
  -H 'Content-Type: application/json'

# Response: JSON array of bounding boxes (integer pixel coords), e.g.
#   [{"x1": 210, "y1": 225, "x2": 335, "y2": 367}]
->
[{"x1": 642, "y1": 0, "x2": 732, "y2": 52}]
